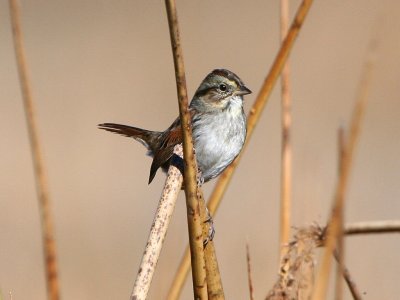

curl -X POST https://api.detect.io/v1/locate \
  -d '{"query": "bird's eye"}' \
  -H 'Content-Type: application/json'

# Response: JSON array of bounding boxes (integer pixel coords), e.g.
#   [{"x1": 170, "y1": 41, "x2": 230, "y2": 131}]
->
[{"x1": 219, "y1": 84, "x2": 227, "y2": 91}]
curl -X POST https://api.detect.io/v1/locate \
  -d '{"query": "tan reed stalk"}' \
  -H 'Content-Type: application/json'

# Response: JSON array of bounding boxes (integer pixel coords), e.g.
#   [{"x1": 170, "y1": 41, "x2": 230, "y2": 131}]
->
[
  {"x1": 167, "y1": 1, "x2": 314, "y2": 298},
  {"x1": 311, "y1": 41, "x2": 375, "y2": 300},
  {"x1": 131, "y1": 145, "x2": 184, "y2": 300},
  {"x1": 198, "y1": 191, "x2": 225, "y2": 299},
  {"x1": 345, "y1": 220, "x2": 400, "y2": 235},
  {"x1": 165, "y1": 0, "x2": 208, "y2": 298},
  {"x1": 8, "y1": 1, "x2": 60, "y2": 299},
  {"x1": 246, "y1": 243, "x2": 255, "y2": 300},
  {"x1": 335, "y1": 128, "x2": 346, "y2": 300},
  {"x1": 279, "y1": 0, "x2": 292, "y2": 262}
]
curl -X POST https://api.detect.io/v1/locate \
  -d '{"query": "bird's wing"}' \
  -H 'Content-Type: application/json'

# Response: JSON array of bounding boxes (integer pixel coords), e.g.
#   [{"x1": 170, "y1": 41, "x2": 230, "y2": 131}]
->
[
  {"x1": 148, "y1": 109, "x2": 197, "y2": 183},
  {"x1": 149, "y1": 117, "x2": 182, "y2": 183}
]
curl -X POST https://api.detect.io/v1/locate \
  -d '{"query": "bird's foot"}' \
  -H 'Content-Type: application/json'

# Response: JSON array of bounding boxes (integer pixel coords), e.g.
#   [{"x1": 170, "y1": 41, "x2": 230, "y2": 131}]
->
[{"x1": 203, "y1": 208, "x2": 215, "y2": 247}]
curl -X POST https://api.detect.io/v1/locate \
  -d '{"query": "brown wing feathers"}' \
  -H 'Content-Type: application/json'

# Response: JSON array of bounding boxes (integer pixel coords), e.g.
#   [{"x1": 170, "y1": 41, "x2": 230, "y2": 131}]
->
[{"x1": 98, "y1": 122, "x2": 183, "y2": 184}]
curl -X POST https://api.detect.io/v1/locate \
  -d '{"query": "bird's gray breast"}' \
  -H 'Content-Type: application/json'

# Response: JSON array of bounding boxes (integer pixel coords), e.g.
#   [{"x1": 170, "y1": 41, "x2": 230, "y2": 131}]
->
[{"x1": 192, "y1": 106, "x2": 246, "y2": 181}]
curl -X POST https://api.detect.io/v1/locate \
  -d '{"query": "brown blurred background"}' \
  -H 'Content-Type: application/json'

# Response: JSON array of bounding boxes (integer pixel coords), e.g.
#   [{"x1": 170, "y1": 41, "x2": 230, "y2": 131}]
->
[{"x1": 1, "y1": 1, "x2": 399, "y2": 299}]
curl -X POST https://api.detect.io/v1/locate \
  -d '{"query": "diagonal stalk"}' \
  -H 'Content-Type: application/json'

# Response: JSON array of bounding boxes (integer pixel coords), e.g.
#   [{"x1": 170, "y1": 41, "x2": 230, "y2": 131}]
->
[{"x1": 131, "y1": 146, "x2": 184, "y2": 300}]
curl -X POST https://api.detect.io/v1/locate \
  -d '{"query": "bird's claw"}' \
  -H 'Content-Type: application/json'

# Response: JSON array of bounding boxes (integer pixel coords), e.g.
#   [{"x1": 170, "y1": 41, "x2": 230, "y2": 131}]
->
[
  {"x1": 203, "y1": 209, "x2": 215, "y2": 247},
  {"x1": 196, "y1": 168, "x2": 204, "y2": 187}
]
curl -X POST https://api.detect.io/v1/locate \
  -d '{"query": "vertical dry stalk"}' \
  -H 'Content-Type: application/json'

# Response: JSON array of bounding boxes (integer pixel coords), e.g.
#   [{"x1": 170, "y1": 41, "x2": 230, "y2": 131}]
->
[
  {"x1": 311, "y1": 41, "x2": 375, "y2": 300},
  {"x1": 279, "y1": 0, "x2": 292, "y2": 261},
  {"x1": 335, "y1": 128, "x2": 346, "y2": 300},
  {"x1": 165, "y1": 0, "x2": 208, "y2": 298},
  {"x1": 131, "y1": 145, "x2": 184, "y2": 300},
  {"x1": 167, "y1": 1, "x2": 314, "y2": 298},
  {"x1": 167, "y1": 228, "x2": 224, "y2": 300},
  {"x1": 198, "y1": 191, "x2": 225, "y2": 299},
  {"x1": 246, "y1": 243, "x2": 255, "y2": 300},
  {"x1": 8, "y1": 1, "x2": 60, "y2": 299}
]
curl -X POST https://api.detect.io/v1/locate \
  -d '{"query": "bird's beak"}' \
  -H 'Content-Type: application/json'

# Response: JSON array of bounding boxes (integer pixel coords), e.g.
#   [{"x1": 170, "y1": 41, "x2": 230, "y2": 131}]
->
[{"x1": 236, "y1": 85, "x2": 252, "y2": 96}]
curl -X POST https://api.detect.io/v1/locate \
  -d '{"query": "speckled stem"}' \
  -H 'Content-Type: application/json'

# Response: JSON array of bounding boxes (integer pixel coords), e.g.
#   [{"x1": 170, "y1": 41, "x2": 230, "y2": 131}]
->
[{"x1": 131, "y1": 145, "x2": 183, "y2": 300}]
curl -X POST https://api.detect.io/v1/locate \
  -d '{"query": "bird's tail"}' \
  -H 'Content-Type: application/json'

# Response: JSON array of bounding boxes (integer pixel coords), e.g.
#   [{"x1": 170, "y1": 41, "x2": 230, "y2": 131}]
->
[{"x1": 98, "y1": 123, "x2": 161, "y2": 154}]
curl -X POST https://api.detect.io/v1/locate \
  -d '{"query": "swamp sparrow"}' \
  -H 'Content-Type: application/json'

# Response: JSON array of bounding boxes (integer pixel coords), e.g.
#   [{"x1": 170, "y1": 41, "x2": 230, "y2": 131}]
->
[{"x1": 99, "y1": 69, "x2": 251, "y2": 184}]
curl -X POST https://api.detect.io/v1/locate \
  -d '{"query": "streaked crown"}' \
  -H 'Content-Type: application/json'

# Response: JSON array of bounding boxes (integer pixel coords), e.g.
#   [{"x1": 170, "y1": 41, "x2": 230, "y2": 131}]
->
[{"x1": 192, "y1": 69, "x2": 251, "y2": 111}]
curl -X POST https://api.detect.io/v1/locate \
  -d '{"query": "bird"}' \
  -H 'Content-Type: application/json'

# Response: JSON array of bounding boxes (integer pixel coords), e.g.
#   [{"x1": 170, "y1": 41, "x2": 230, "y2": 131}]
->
[{"x1": 99, "y1": 69, "x2": 251, "y2": 184}]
